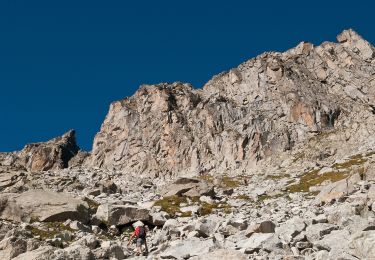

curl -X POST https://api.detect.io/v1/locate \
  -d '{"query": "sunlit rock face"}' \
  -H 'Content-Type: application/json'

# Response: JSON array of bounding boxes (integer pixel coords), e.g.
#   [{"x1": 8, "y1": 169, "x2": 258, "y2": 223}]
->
[{"x1": 89, "y1": 29, "x2": 375, "y2": 177}]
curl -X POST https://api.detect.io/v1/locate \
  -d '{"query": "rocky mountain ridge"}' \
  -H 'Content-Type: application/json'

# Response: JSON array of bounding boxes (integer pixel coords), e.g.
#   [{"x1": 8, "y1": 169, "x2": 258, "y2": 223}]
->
[
  {"x1": 1, "y1": 29, "x2": 375, "y2": 259},
  {"x1": 88, "y1": 29, "x2": 375, "y2": 178}
]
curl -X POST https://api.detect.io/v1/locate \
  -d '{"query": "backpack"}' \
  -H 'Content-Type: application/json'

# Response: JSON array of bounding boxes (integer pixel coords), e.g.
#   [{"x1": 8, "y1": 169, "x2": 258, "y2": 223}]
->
[{"x1": 135, "y1": 226, "x2": 146, "y2": 239}]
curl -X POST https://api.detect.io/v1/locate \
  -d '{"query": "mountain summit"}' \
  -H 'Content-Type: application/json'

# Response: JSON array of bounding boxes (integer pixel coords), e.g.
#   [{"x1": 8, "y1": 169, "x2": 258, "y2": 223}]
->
[{"x1": 88, "y1": 29, "x2": 375, "y2": 178}]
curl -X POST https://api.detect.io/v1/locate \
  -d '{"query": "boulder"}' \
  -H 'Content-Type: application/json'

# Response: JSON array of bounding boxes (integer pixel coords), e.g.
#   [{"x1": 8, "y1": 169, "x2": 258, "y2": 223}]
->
[
  {"x1": 227, "y1": 218, "x2": 248, "y2": 231},
  {"x1": 150, "y1": 211, "x2": 170, "y2": 226},
  {"x1": 191, "y1": 249, "x2": 247, "y2": 260},
  {"x1": 305, "y1": 223, "x2": 338, "y2": 242},
  {"x1": 12, "y1": 246, "x2": 54, "y2": 260},
  {"x1": 163, "y1": 178, "x2": 215, "y2": 198},
  {"x1": 0, "y1": 190, "x2": 89, "y2": 223},
  {"x1": 315, "y1": 173, "x2": 360, "y2": 204},
  {"x1": 95, "y1": 204, "x2": 149, "y2": 226},
  {"x1": 160, "y1": 238, "x2": 215, "y2": 259},
  {"x1": 313, "y1": 229, "x2": 352, "y2": 259},
  {"x1": 246, "y1": 220, "x2": 276, "y2": 236},
  {"x1": 236, "y1": 233, "x2": 274, "y2": 252},
  {"x1": 325, "y1": 203, "x2": 354, "y2": 225},
  {"x1": 98, "y1": 180, "x2": 118, "y2": 194},
  {"x1": 0, "y1": 237, "x2": 27, "y2": 260},
  {"x1": 349, "y1": 230, "x2": 375, "y2": 259},
  {"x1": 195, "y1": 216, "x2": 222, "y2": 237},
  {"x1": 275, "y1": 217, "x2": 306, "y2": 243},
  {"x1": 52, "y1": 245, "x2": 94, "y2": 260}
]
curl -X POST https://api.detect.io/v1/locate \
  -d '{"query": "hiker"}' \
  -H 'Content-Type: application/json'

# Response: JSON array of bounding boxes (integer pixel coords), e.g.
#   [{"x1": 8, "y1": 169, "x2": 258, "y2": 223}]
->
[{"x1": 127, "y1": 221, "x2": 149, "y2": 256}]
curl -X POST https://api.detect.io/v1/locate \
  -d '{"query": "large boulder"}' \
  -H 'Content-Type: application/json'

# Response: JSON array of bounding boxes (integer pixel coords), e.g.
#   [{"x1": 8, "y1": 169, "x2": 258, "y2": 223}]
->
[
  {"x1": 160, "y1": 238, "x2": 215, "y2": 259},
  {"x1": 315, "y1": 173, "x2": 361, "y2": 204},
  {"x1": 0, "y1": 236, "x2": 27, "y2": 260},
  {"x1": 11, "y1": 246, "x2": 55, "y2": 260},
  {"x1": 163, "y1": 178, "x2": 214, "y2": 198},
  {"x1": 195, "y1": 215, "x2": 223, "y2": 237},
  {"x1": 95, "y1": 204, "x2": 150, "y2": 226},
  {"x1": 313, "y1": 229, "x2": 353, "y2": 259},
  {"x1": 191, "y1": 249, "x2": 247, "y2": 260},
  {"x1": 236, "y1": 233, "x2": 274, "y2": 253},
  {"x1": 349, "y1": 231, "x2": 375, "y2": 259},
  {"x1": 150, "y1": 211, "x2": 170, "y2": 226},
  {"x1": 0, "y1": 190, "x2": 89, "y2": 223},
  {"x1": 275, "y1": 217, "x2": 306, "y2": 243}
]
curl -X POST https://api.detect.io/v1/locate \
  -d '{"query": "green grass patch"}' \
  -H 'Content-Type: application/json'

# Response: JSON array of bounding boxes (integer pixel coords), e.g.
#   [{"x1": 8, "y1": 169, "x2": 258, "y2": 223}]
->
[
  {"x1": 234, "y1": 194, "x2": 252, "y2": 200},
  {"x1": 154, "y1": 195, "x2": 188, "y2": 217},
  {"x1": 28, "y1": 222, "x2": 74, "y2": 240},
  {"x1": 220, "y1": 176, "x2": 241, "y2": 188},
  {"x1": 199, "y1": 201, "x2": 231, "y2": 216},
  {"x1": 333, "y1": 154, "x2": 368, "y2": 170},
  {"x1": 287, "y1": 169, "x2": 349, "y2": 193},
  {"x1": 198, "y1": 174, "x2": 214, "y2": 183},
  {"x1": 265, "y1": 174, "x2": 291, "y2": 180},
  {"x1": 258, "y1": 193, "x2": 284, "y2": 202},
  {"x1": 199, "y1": 174, "x2": 246, "y2": 188}
]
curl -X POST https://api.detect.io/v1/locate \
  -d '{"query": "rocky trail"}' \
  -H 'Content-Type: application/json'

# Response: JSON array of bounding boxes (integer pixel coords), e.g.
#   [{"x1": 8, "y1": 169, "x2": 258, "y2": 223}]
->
[{"x1": 1, "y1": 29, "x2": 375, "y2": 259}]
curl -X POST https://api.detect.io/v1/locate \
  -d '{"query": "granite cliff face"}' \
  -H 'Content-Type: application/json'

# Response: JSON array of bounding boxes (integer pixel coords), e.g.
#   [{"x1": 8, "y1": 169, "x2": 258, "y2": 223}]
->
[{"x1": 89, "y1": 29, "x2": 375, "y2": 177}]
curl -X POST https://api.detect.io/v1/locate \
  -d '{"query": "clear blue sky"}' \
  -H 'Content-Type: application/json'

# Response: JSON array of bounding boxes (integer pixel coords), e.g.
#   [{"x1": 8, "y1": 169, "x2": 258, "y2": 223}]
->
[{"x1": 0, "y1": 0, "x2": 373, "y2": 152}]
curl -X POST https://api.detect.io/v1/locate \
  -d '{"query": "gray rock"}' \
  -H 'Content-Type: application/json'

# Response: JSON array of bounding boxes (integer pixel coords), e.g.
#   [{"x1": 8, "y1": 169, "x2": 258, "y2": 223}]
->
[
  {"x1": 349, "y1": 230, "x2": 375, "y2": 259},
  {"x1": 11, "y1": 246, "x2": 54, "y2": 260},
  {"x1": 150, "y1": 211, "x2": 170, "y2": 226},
  {"x1": 191, "y1": 249, "x2": 247, "y2": 260},
  {"x1": 160, "y1": 238, "x2": 215, "y2": 259},
  {"x1": 311, "y1": 214, "x2": 328, "y2": 224},
  {"x1": 315, "y1": 174, "x2": 361, "y2": 204},
  {"x1": 227, "y1": 218, "x2": 248, "y2": 231},
  {"x1": 163, "y1": 178, "x2": 214, "y2": 198},
  {"x1": 0, "y1": 237, "x2": 27, "y2": 260},
  {"x1": 275, "y1": 217, "x2": 306, "y2": 243},
  {"x1": 78, "y1": 235, "x2": 99, "y2": 249},
  {"x1": 56, "y1": 245, "x2": 95, "y2": 260},
  {"x1": 195, "y1": 216, "x2": 222, "y2": 237},
  {"x1": 95, "y1": 204, "x2": 149, "y2": 226},
  {"x1": 236, "y1": 233, "x2": 274, "y2": 252},
  {"x1": 314, "y1": 229, "x2": 353, "y2": 259},
  {"x1": 0, "y1": 190, "x2": 89, "y2": 223},
  {"x1": 305, "y1": 223, "x2": 337, "y2": 242},
  {"x1": 325, "y1": 203, "x2": 354, "y2": 225},
  {"x1": 247, "y1": 220, "x2": 276, "y2": 234}
]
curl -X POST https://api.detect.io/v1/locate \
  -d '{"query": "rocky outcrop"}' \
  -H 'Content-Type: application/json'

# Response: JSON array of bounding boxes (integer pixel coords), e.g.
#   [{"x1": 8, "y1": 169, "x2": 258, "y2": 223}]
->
[
  {"x1": 0, "y1": 130, "x2": 79, "y2": 172},
  {"x1": 94, "y1": 204, "x2": 150, "y2": 226},
  {"x1": 162, "y1": 178, "x2": 215, "y2": 198},
  {"x1": 89, "y1": 29, "x2": 375, "y2": 177},
  {"x1": 0, "y1": 190, "x2": 89, "y2": 223}
]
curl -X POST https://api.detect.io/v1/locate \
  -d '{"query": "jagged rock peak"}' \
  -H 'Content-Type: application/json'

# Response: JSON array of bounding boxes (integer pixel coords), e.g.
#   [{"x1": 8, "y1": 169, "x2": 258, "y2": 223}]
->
[
  {"x1": 1, "y1": 130, "x2": 80, "y2": 172},
  {"x1": 336, "y1": 29, "x2": 374, "y2": 60}
]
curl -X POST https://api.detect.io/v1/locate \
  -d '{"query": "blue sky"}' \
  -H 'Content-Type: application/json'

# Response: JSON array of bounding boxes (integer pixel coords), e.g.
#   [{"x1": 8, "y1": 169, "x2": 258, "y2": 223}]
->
[{"x1": 0, "y1": 0, "x2": 373, "y2": 151}]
